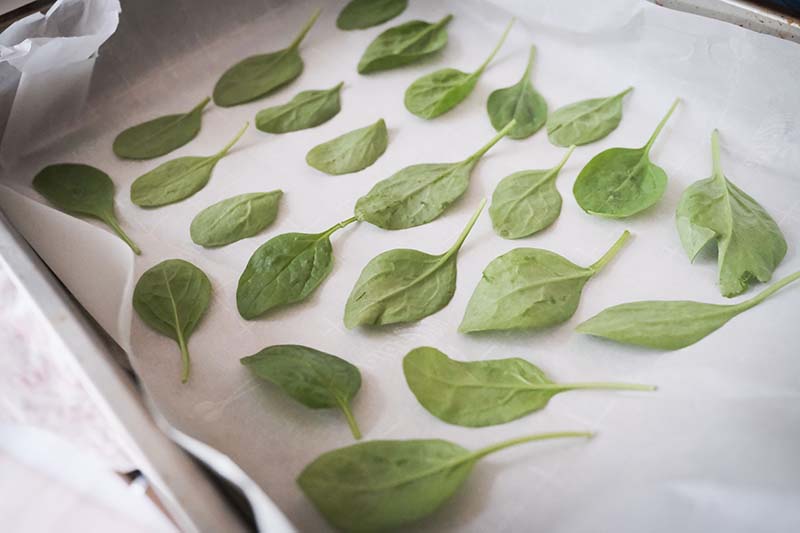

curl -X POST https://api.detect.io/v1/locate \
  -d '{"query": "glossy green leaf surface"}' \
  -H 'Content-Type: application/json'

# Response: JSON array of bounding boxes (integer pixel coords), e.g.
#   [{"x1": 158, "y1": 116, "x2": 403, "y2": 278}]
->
[
  {"x1": 298, "y1": 432, "x2": 591, "y2": 532},
  {"x1": 404, "y1": 346, "x2": 654, "y2": 427},
  {"x1": 337, "y1": 0, "x2": 407, "y2": 30},
  {"x1": 355, "y1": 120, "x2": 514, "y2": 229},
  {"x1": 241, "y1": 344, "x2": 362, "y2": 439},
  {"x1": 113, "y1": 97, "x2": 210, "y2": 160},
  {"x1": 547, "y1": 87, "x2": 632, "y2": 147},
  {"x1": 255, "y1": 83, "x2": 343, "y2": 134},
  {"x1": 237, "y1": 217, "x2": 357, "y2": 319},
  {"x1": 487, "y1": 45, "x2": 547, "y2": 139},
  {"x1": 577, "y1": 269, "x2": 800, "y2": 350},
  {"x1": 130, "y1": 123, "x2": 248, "y2": 208},
  {"x1": 357, "y1": 15, "x2": 452, "y2": 74},
  {"x1": 344, "y1": 200, "x2": 484, "y2": 328},
  {"x1": 190, "y1": 190, "x2": 282, "y2": 248},
  {"x1": 676, "y1": 129, "x2": 786, "y2": 297},
  {"x1": 33, "y1": 163, "x2": 141, "y2": 254},
  {"x1": 573, "y1": 98, "x2": 679, "y2": 218},
  {"x1": 132, "y1": 259, "x2": 211, "y2": 383},
  {"x1": 460, "y1": 230, "x2": 631, "y2": 333},
  {"x1": 213, "y1": 9, "x2": 320, "y2": 107},
  {"x1": 489, "y1": 146, "x2": 574, "y2": 239},
  {"x1": 306, "y1": 118, "x2": 388, "y2": 175},
  {"x1": 405, "y1": 18, "x2": 513, "y2": 119}
]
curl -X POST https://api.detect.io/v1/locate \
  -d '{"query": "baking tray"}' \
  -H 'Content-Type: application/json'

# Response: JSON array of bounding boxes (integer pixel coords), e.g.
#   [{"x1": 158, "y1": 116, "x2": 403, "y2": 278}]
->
[{"x1": 1, "y1": 0, "x2": 799, "y2": 531}]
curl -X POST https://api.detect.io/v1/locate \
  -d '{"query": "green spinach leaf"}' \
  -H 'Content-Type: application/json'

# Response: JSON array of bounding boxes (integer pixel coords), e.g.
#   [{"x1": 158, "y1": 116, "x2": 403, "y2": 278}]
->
[
  {"x1": 355, "y1": 120, "x2": 514, "y2": 229},
  {"x1": 460, "y1": 230, "x2": 631, "y2": 333},
  {"x1": 255, "y1": 82, "x2": 343, "y2": 134},
  {"x1": 306, "y1": 118, "x2": 388, "y2": 175},
  {"x1": 33, "y1": 163, "x2": 141, "y2": 254},
  {"x1": 358, "y1": 15, "x2": 452, "y2": 74},
  {"x1": 573, "y1": 97, "x2": 679, "y2": 218},
  {"x1": 298, "y1": 431, "x2": 591, "y2": 532},
  {"x1": 405, "y1": 18, "x2": 514, "y2": 119},
  {"x1": 404, "y1": 346, "x2": 654, "y2": 427},
  {"x1": 213, "y1": 8, "x2": 320, "y2": 107},
  {"x1": 130, "y1": 123, "x2": 248, "y2": 207},
  {"x1": 345, "y1": 200, "x2": 484, "y2": 328},
  {"x1": 132, "y1": 259, "x2": 211, "y2": 383},
  {"x1": 576, "y1": 269, "x2": 800, "y2": 350},
  {"x1": 337, "y1": 0, "x2": 407, "y2": 30},
  {"x1": 487, "y1": 45, "x2": 546, "y2": 139},
  {"x1": 190, "y1": 190, "x2": 282, "y2": 248},
  {"x1": 113, "y1": 97, "x2": 210, "y2": 160},
  {"x1": 676, "y1": 129, "x2": 786, "y2": 297},
  {"x1": 547, "y1": 87, "x2": 632, "y2": 147},
  {"x1": 237, "y1": 217, "x2": 357, "y2": 319},
  {"x1": 489, "y1": 145, "x2": 575, "y2": 239},
  {"x1": 241, "y1": 344, "x2": 362, "y2": 439}
]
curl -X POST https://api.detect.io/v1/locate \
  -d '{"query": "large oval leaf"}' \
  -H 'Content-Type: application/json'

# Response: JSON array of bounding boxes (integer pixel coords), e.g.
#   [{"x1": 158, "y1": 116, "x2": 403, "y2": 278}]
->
[
  {"x1": 547, "y1": 87, "x2": 632, "y2": 147},
  {"x1": 306, "y1": 118, "x2": 388, "y2": 175},
  {"x1": 357, "y1": 15, "x2": 452, "y2": 74},
  {"x1": 255, "y1": 83, "x2": 342, "y2": 134},
  {"x1": 337, "y1": 0, "x2": 407, "y2": 30},
  {"x1": 190, "y1": 190, "x2": 282, "y2": 247},
  {"x1": 486, "y1": 45, "x2": 547, "y2": 139}
]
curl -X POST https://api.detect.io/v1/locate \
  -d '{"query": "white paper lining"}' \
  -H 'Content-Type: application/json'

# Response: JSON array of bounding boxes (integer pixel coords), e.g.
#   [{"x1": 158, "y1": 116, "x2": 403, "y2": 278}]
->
[{"x1": 1, "y1": 0, "x2": 799, "y2": 531}]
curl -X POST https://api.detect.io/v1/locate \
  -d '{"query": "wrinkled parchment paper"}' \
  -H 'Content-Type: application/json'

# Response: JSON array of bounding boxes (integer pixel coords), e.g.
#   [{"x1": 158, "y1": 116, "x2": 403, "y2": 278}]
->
[
  {"x1": 0, "y1": 0, "x2": 120, "y2": 163},
  {"x1": 1, "y1": 0, "x2": 799, "y2": 531}
]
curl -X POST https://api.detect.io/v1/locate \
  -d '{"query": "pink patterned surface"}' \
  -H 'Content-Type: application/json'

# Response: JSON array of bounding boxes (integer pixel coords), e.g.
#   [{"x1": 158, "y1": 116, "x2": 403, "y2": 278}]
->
[{"x1": 0, "y1": 261, "x2": 133, "y2": 472}]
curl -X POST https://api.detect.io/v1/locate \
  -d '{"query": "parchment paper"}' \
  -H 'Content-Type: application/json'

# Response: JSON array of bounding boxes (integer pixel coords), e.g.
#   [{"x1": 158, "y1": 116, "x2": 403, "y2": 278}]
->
[{"x1": 1, "y1": 0, "x2": 799, "y2": 531}]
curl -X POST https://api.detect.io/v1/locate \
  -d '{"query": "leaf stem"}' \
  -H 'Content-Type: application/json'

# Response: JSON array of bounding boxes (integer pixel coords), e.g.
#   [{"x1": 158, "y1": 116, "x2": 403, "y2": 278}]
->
[
  {"x1": 556, "y1": 382, "x2": 657, "y2": 392},
  {"x1": 589, "y1": 230, "x2": 631, "y2": 273},
  {"x1": 522, "y1": 45, "x2": 536, "y2": 80},
  {"x1": 476, "y1": 17, "x2": 515, "y2": 75},
  {"x1": 470, "y1": 431, "x2": 593, "y2": 461},
  {"x1": 644, "y1": 97, "x2": 680, "y2": 153},
  {"x1": 435, "y1": 14, "x2": 454, "y2": 29},
  {"x1": 445, "y1": 199, "x2": 486, "y2": 257},
  {"x1": 552, "y1": 145, "x2": 576, "y2": 174},
  {"x1": 616, "y1": 86, "x2": 634, "y2": 99},
  {"x1": 178, "y1": 331, "x2": 190, "y2": 384},
  {"x1": 289, "y1": 7, "x2": 321, "y2": 50},
  {"x1": 105, "y1": 215, "x2": 141, "y2": 255},
  {"x1": 322, "y1": 216, "x2": 358, "y2": 239},
  {"x1": 192, "y1": 96, "x2": 212, "y2": 114},
  {"x1": 467, "y1": 119, "x2": 516, "y2": 163},
  {"x1": 710, "y1": 128, "x2": 722, "y2": 177},
  {"x1": 336, "y1": 397, "x2": 362, "y2": 440},
  {"x1": 737, "y1": 269, "x2": 800, "y2": 311},
  {"x1": 215, "y1": 122, "x2": 249, "y2": 159}
]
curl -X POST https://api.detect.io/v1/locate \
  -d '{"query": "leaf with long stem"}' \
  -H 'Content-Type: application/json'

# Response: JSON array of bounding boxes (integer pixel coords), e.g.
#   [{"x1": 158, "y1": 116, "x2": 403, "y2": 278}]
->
[
  {"x1": 487, "y1": 45, "x2": 547, "y2": 139},
  {"x1": 345, "y1": 200, "x2": 485, "y2": 328}
]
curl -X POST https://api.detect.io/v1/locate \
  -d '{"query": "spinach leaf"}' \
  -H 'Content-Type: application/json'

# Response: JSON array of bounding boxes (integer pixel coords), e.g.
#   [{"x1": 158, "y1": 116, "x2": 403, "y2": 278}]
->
[
  {"x1": 358, "y1": 15, "x2": 453, "y2": 74},
  {"x1": 113, "y1": 97, "x2": 210, "y2": 160},
  {"x1": 487, "y1": 45, "x2": 547, "y2": 139},
  {"x1": 298, "y1": 431, "x2": 591, "y2": 532},
  {"x1": 130, "y1": 123, "x2": 248, "y2": 207},
  {"x1": 213, "y1": 8, "x2": 320, "y2": 107},
  {"x1": 404, "y1": 346, "x2": 655, "y2": 427},
  {"x1": 190, "y1": 190, "x2": 282, "y2": 248},
  {"x1": 345, "y1": 200, "x2": 484, "y2": 328},
  {"x1": 547, "y1": 87, "x2": 632, "y2": 147},
  {"x1": 404, "y1": 18, "x2": 514, "y2": 119},
  {"x1": 577, "y1": 269, "x2": 800, "y2": 350},
  {"x1": 676, "y1": 129, "x2": 786, "y2": 297},
  {"x1": 306, "y1": 118, "x2": 388, "y2": 175},
  {"x1": 489, "y1": 145, "x2": 575, "y2": 239},
  {"x1": 241, "y1": 344, "x2": 362, "y2": 439},
  {"x1": 237, "y1": 217, "x2": 357, "y2": 319},
  {"x1": 355, "y1": 120, "x2": 515, "y2": 229},
  {"x1": 255, "y1": 83, "x2": 343, "y2": 134},
  {"x1": 460, "y1": 230, "x2": 631, "y2": 333},
  {"x1": 33, "y1": 163, "x2": 141, "y2": 255},
  {"x1": 573, "y1": 97, "x2": 679, "y2": 218},
  {"x1": 132, "y1": 259, "x2": 211, "y2": 383},
  {"x1": 337, "y1": 0, "x2": 407, "y2": 30}
]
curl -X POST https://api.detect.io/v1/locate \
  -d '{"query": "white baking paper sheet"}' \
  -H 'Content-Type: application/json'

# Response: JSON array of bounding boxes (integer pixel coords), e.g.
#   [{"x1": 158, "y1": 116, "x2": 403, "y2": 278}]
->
[{"x1": 1, "y1": 0, "x2": 799, "y2": 531}]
